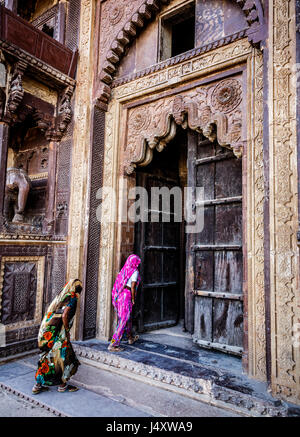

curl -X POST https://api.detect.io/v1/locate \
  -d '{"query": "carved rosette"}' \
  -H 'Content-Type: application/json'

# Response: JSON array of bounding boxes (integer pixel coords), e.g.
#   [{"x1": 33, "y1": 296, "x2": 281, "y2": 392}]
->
[
  {"x1": 211, "y1": 79, "x2": 242, "y2": 113},
  {"x1": 124, "y1": 78, "x2": 244, "y2": 174}
]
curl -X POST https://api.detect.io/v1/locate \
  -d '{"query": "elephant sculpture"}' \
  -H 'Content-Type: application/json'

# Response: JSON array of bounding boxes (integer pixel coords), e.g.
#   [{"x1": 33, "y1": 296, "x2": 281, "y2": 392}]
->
[{"x1": 4, "y1": 167, "x2": 31, "y2": 223}]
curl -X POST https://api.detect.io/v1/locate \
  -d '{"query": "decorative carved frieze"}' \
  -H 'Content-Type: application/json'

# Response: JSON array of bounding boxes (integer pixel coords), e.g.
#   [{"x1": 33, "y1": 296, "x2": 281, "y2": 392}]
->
[
  {"x1": 113, "y1": 39, "x2": 252, "y2": 100},
  {"x1": 124, "y1": 77, "x2": 244, "y2": 174},
  {"x1": 247, "y1": 48, "x2": 266, "y2": 381}
]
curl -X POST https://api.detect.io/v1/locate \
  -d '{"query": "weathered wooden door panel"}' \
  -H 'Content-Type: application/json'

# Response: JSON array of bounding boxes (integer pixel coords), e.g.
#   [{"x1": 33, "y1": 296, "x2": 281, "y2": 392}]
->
[
  {"x1": 194, "y1": 297, "x2": 213, "y2": 341},
  {"x1": 212, "y1": 300, "x2": 243, "y2": 346},
  {"x1": 214, "y1": 251, "x2": 243, "y2": 293},
  {"x1": 188, "y1": 130, "x2": 244, "y2": 356}
]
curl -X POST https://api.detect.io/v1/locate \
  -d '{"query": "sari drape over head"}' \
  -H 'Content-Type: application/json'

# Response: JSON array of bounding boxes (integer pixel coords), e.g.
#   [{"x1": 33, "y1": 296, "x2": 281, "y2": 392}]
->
[
  {"x1": 111, "y1": 254, "x2": 141, "y2": 308},
  {"x1": 35, "y1": 279, "x2": 81, "y2": 385},
  {"x1": 110, "y1": 254, "x2": 141, "y2": 347}
]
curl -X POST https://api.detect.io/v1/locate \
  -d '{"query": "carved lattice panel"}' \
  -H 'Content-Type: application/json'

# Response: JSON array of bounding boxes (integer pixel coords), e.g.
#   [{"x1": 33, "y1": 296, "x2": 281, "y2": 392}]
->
[
  {"x1": 83, "y1": 107, "x2": 105, "y2": 340},
  {"x1": 1, "y1": 261, "x2": 37, "y2": 325},
  {"x1": 0, "y1": 255, "x2": 45, "y2": 331}
]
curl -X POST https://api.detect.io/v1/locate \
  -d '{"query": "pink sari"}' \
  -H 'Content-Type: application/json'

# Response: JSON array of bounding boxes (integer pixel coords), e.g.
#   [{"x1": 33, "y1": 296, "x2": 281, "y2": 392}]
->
[
  {"x1": 112, "y1": 254, "x2": 141, "y2": 308},
  {"x1": 110, "y1": 254, "x2": 141, "y2": 347}
]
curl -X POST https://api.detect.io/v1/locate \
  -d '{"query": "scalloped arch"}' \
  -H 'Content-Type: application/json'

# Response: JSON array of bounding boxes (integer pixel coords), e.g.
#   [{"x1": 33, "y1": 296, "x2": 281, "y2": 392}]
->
[
  {"x1": 124, "y1": 91, "x2": 244, "y2": 174},
  {"x1": 97, "y1": 0, "x2": 264, "y2": 107}
]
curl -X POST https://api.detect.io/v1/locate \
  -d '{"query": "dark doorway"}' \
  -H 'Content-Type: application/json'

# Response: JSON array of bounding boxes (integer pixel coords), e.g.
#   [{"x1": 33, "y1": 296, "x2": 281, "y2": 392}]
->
[{"x1": 134, "y1": 128, "x2": 187, "y2": 332}]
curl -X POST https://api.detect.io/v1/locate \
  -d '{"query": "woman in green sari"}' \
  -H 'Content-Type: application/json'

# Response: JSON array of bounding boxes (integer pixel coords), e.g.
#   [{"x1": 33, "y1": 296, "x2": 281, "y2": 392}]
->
[{"x1": 32, "y1": 279, "x2": 82, "y2": 394}]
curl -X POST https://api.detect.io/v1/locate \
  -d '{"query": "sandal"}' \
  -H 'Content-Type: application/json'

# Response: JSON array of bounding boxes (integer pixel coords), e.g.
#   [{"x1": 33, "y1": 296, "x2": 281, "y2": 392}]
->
[
  {"x1": 107, "y1": 345, "x2": 124, "y2": 352},
  {"x1": 32, "y1": 384, "x2": 49, "y2": 395},
  {"x1": 58, "y1": 384, "x2": 79, "y2": 393},
  {"x1": 128, "y1": 335, "x2": 139, "y2": 345}
]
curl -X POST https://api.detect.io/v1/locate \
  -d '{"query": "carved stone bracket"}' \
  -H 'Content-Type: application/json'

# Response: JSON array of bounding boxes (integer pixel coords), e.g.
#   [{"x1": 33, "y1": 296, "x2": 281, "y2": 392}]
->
[
  {"x1": 124, "y1": 78, "x2": 244, "y2": 174},
  {"x1": 96, "y1": 0, "x2": 264, "y2": 108},
  {"x1": 3, "y1": 60, "x2": 27, "y2": 123},
  {"x1": 3, "y1": 81, "x2": 74, "y2": 142},
  {"x1": 45, "y1": 86, "x2": 73, "y2": 142}
]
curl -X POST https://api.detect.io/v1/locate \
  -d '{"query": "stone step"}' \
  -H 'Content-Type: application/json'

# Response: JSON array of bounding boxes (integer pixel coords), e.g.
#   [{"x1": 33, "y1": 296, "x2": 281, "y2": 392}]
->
[
  {"x1": 73, "y1": 339, "x2": 288, "y2": 417},
  {"x1": 0, "y1": 354, "x2": 240, "y2": 417}
]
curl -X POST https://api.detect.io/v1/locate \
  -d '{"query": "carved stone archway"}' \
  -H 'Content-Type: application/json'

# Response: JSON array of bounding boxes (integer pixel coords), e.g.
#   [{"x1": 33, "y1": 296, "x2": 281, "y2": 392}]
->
[
  {"x1": 124, "y1": 77, "x2": 244, "y2": 174},
  {"x1": 97, "y1": 0, "x2": 265, "y2": 107}
]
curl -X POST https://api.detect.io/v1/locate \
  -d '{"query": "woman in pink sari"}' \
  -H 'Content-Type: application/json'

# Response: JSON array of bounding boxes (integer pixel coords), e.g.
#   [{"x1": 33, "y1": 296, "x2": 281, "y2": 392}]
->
[{"x1": 108, "y1": 254, "x2": 141, "y2": 352}]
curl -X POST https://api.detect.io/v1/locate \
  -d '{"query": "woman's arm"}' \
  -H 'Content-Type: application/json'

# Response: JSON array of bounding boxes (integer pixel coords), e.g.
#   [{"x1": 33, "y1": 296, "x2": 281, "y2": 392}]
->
[
  {"x1": 131, "y1": 281, "x2": 137, "y2": 305},
  {"x1": 62, "y1": 306, "x2": 71, "y2": 338}
]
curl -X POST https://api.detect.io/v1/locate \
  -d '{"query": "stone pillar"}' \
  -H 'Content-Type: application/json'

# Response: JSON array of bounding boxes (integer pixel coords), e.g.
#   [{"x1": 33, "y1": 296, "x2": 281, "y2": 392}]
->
[
  {"x1": 66, "y1": 0, "x2": 96, "y2": 339},
  {"x1": 268, "y1": 0, "x2": 300, "y2": 404},
  {"x1": 296, "y1": 0, "x2": 300, "y2": 248},
  {"x1": 43, "y1": 138, "x2": 58, "y2": 234}
]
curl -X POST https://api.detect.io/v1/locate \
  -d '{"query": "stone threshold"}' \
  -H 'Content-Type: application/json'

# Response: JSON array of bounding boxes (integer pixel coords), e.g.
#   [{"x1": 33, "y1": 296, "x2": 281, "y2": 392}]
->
[{"x1": 74, "y1": 339, "x2": 289, "y2": 418}]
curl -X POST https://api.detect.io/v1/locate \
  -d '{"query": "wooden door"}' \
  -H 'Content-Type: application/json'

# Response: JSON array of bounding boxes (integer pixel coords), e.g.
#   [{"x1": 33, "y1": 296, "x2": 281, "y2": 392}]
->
[
  {"x1": 186, "y1": 131, "x2": 244, "y2": 356},
  {"x1": 134, "y1": 149, "x2": 182, "y2": 332}
]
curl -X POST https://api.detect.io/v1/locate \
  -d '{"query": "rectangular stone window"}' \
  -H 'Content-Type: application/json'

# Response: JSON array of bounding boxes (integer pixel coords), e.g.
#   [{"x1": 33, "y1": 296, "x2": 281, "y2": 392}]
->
[{"x1": 160, "y1": 1, "x2": 195, "y2": 61}]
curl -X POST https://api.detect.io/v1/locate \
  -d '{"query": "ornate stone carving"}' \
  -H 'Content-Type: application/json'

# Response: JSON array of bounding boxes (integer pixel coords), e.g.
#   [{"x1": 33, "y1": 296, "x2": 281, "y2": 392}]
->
[
  {"x1": 112, "y1": 39, "x2": 252, "y2": 100},
  {"x1": 4, "y1": 62, "x2": 26, "y2": 122},
  {"x1": 247, "y1": 48, "x2": 266, "y2": 381},
  {"x1": 109, "y1": 5, "x2": 125, "y2": 25},
  {"x1": 57, "y1": 87, "x2": 73, "y2": 131},
  {"x1": 211, "y1": 79, "x2": 242, "y2": 113},
  {"x1": 124, "y1": 78, "x2": 244, "y2": 174},
  {"x1": 0, "y1": 262, "x2": 36, "y2": 325},
  {"x1": 0, "y1": 256, "x2": 45, "y2": 332},
  {"x1": 96, "y1": 0, "x2": 264, "y2": 107},
  {"x1": 4, "y1": 168, "x2": 32, "y2": 224},
  {"x1": 42, "y1": 86, "x2": 74, "y2": 141},
  {"x1": 269, "y1": 0, "x2": 300, "y2": 403},
  {"x1": 128, "y1": 106, "x2": 152, "y2": 132}
]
